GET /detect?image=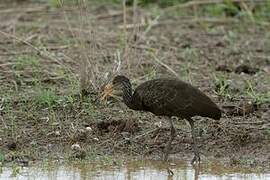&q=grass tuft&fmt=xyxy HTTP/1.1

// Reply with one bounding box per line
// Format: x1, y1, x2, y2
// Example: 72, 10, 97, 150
34, 88, 61, 108
13, 55, 40, 71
